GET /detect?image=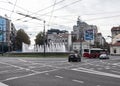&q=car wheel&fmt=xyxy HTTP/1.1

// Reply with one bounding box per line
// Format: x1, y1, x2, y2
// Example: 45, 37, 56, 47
68, 58, 71, 62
